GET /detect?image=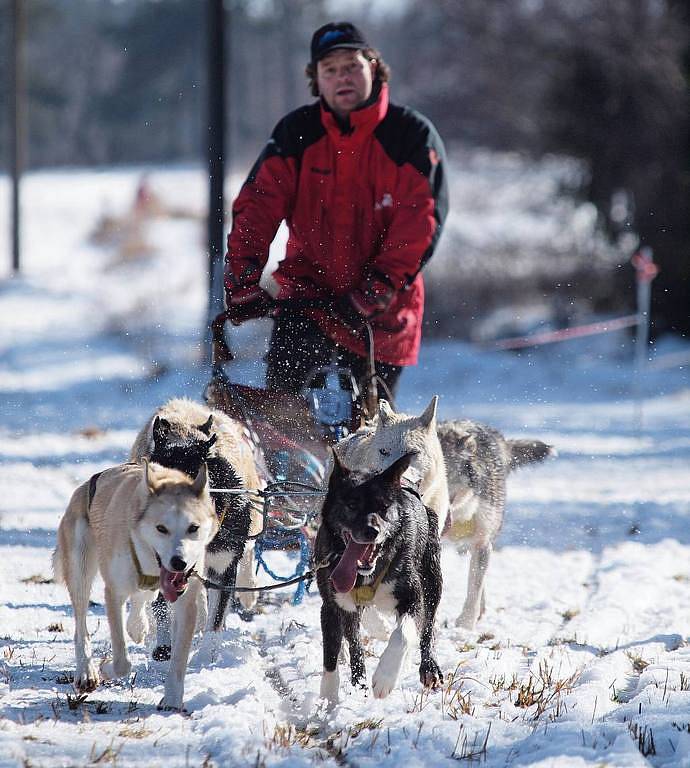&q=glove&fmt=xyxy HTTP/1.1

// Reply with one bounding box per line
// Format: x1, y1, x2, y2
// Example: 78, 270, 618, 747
225, 284, 274, 325
336, 275, 395, 327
